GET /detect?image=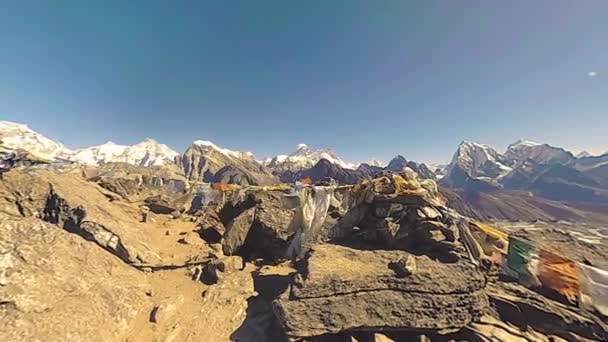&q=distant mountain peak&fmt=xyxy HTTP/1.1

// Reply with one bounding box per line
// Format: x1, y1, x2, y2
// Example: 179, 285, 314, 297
366, 158, 384, 167
505, 139, 574, 165
192, 140, 253, 159
265, 143, 355, 172
576, 151, 593, 158
71, 139, 178, 167
0, 120, 73, 160
509, 139, 541, 148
